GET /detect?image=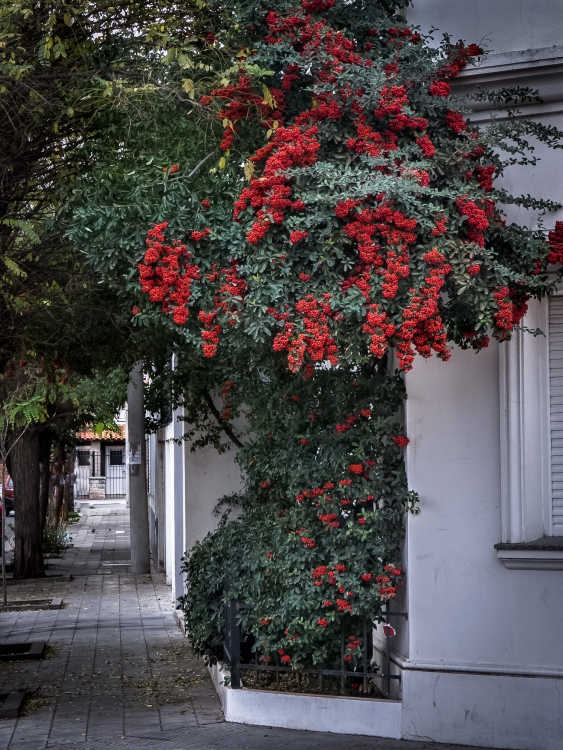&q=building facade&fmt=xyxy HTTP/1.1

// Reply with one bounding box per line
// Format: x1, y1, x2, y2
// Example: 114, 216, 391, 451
141, 3, 563, 747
